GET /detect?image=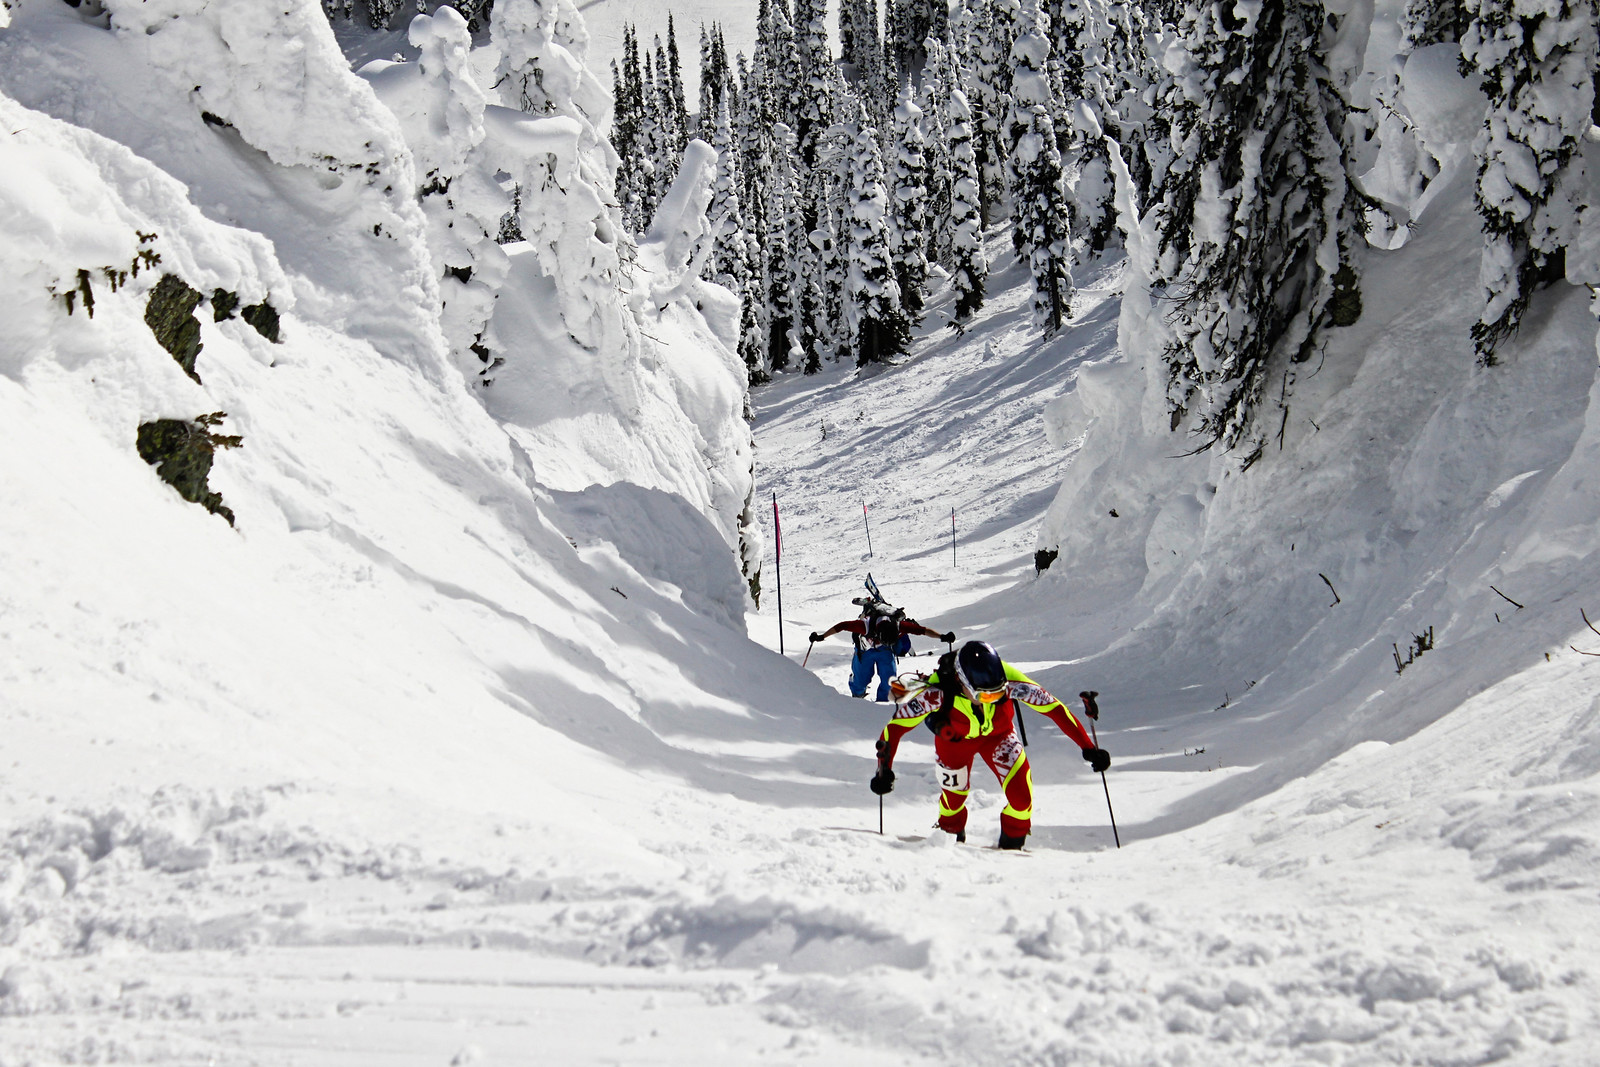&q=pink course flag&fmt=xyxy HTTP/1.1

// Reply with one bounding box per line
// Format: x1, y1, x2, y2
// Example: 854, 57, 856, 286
772, 493, 782, 560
